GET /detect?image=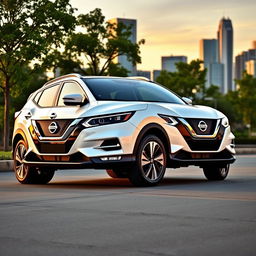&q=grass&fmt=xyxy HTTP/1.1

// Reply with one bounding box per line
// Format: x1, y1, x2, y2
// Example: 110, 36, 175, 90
0, 151, 12, 160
